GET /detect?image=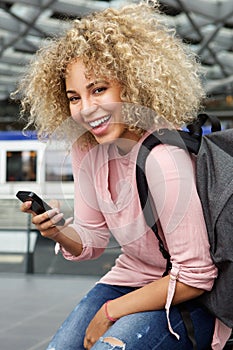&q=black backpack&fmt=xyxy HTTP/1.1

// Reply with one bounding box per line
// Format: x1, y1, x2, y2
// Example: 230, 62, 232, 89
136, 114, 233, 330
